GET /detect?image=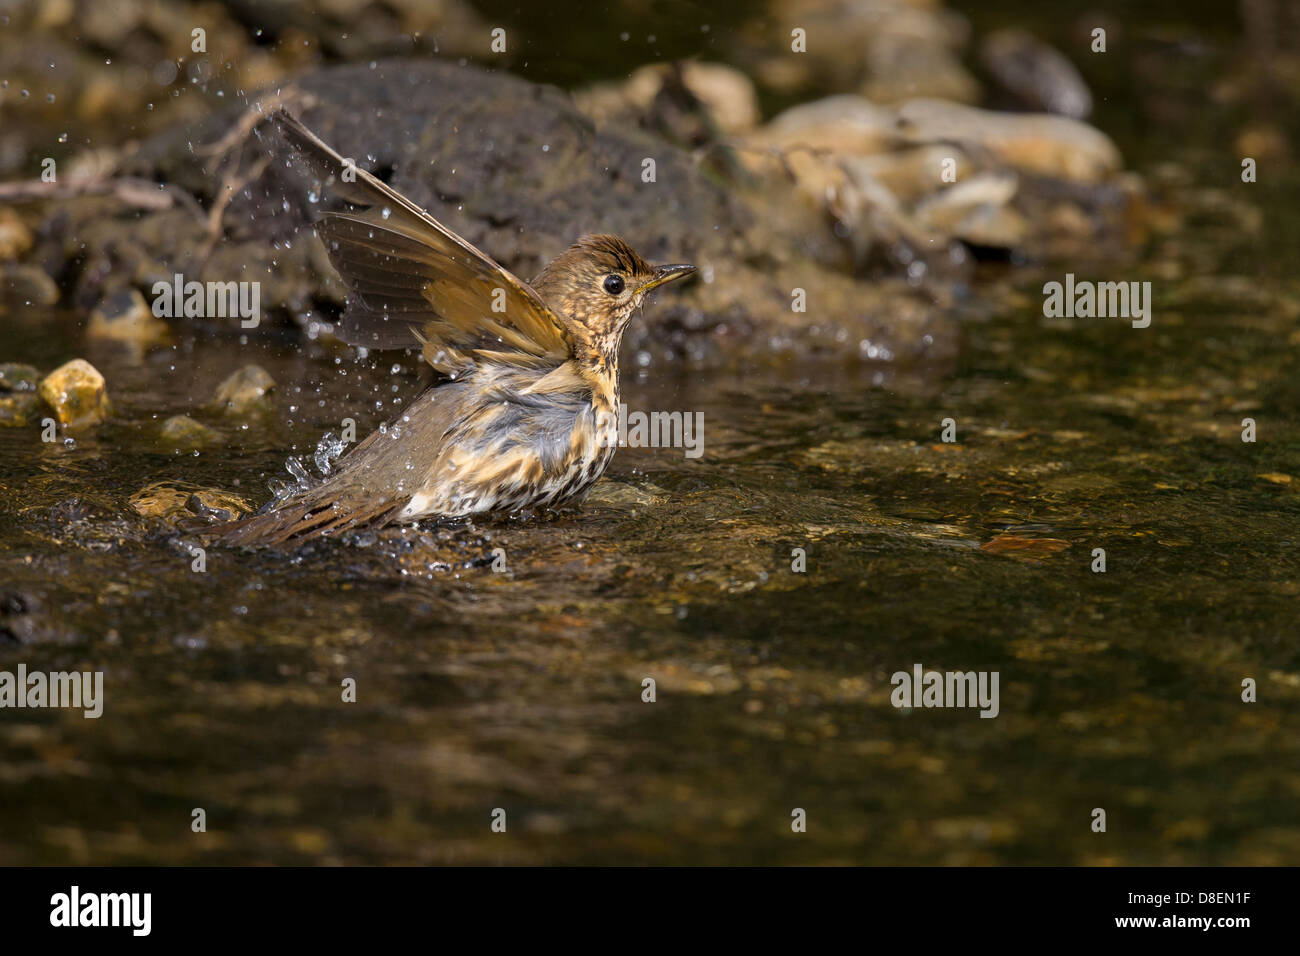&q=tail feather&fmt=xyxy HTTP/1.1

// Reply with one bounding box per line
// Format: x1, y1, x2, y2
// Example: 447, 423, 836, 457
210, 489, 402, 548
